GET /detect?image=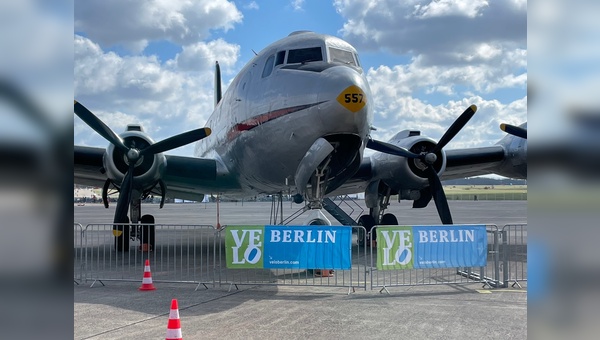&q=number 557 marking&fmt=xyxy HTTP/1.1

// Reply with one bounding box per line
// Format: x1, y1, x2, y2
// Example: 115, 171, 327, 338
344, 93, 363, 103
